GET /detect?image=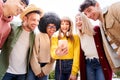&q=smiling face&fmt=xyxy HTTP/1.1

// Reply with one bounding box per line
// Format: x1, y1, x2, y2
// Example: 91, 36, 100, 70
83, 3, 101, 21
46, 23, 57, 37
60, 20, 70, 34
75, 14, 82, 30
3, 0, 27, 17
23, 13, 40, 32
